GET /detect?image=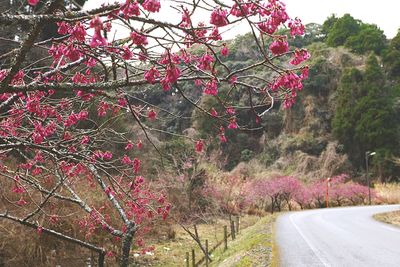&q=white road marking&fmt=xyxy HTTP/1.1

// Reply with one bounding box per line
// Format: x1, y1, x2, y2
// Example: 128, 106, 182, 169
289, 213, 331, 267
